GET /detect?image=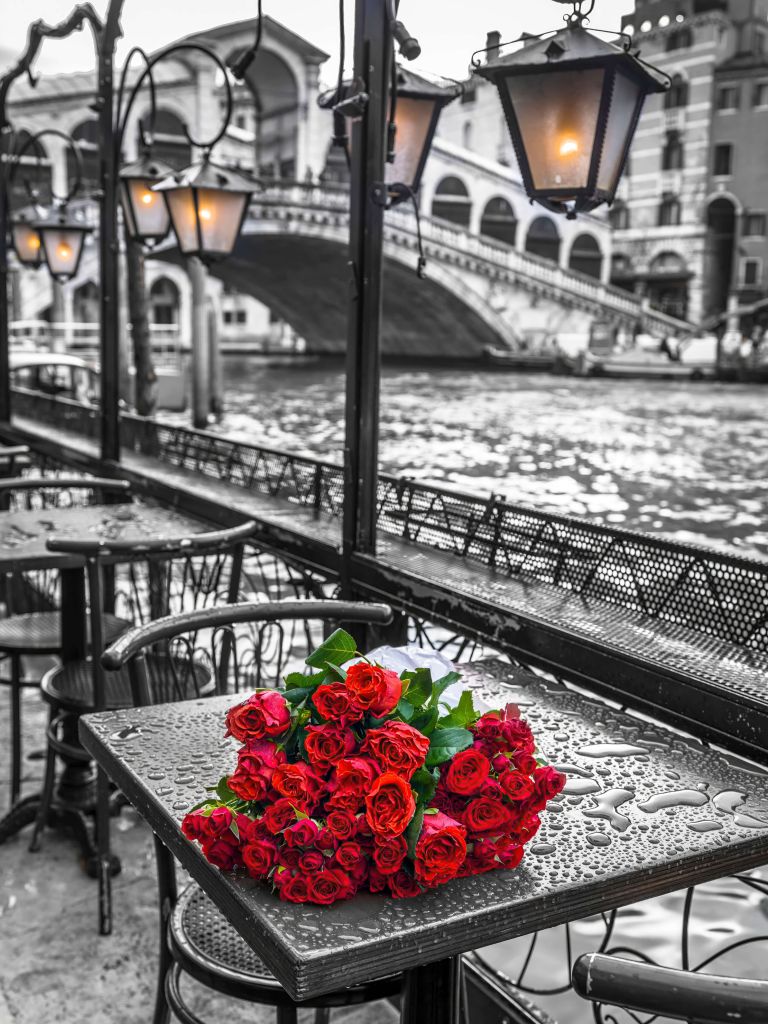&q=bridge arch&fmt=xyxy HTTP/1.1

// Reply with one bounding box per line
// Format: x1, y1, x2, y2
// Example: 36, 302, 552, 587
568, 233, 603, 280
525, 216, 561, 264
479, 197, 518, 248
431, 176, 472, 228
